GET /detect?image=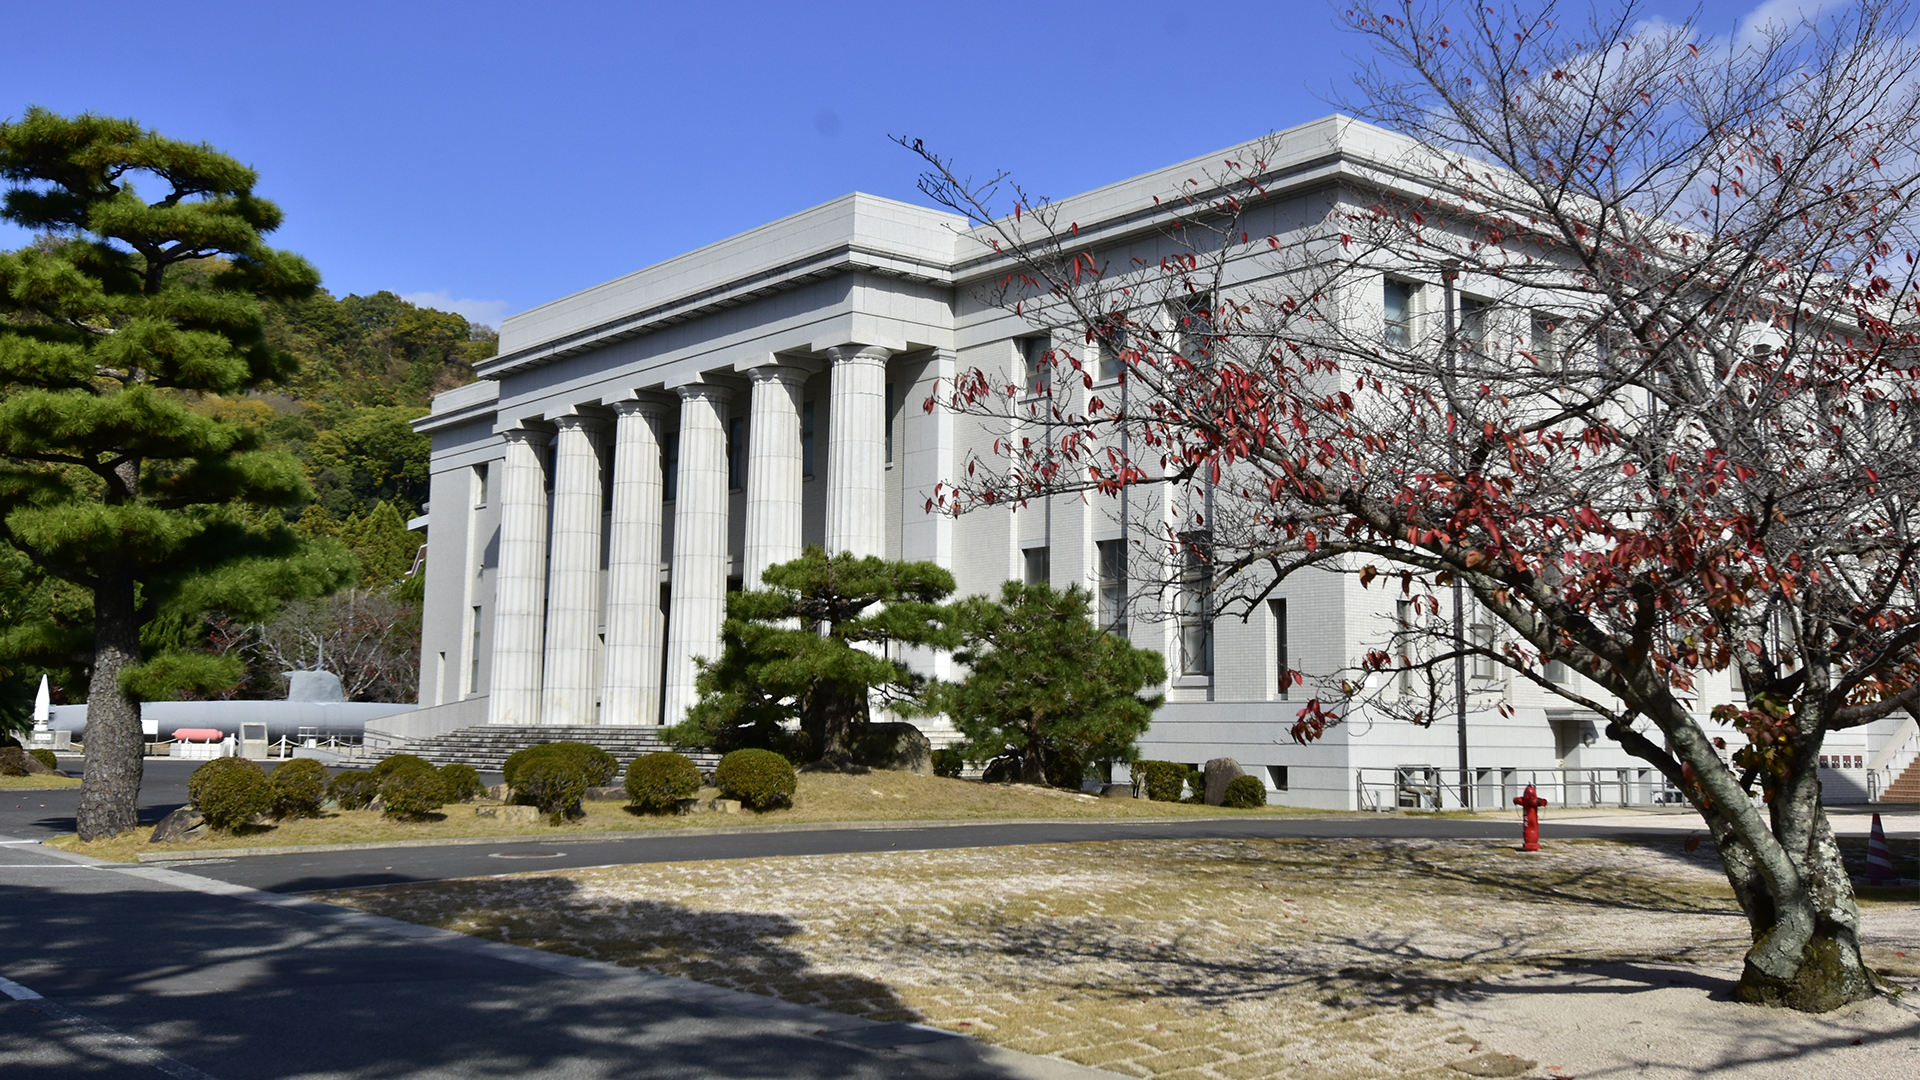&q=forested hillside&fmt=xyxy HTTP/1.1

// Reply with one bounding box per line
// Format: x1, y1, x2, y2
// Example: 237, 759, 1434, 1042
0, 289, 492, 728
